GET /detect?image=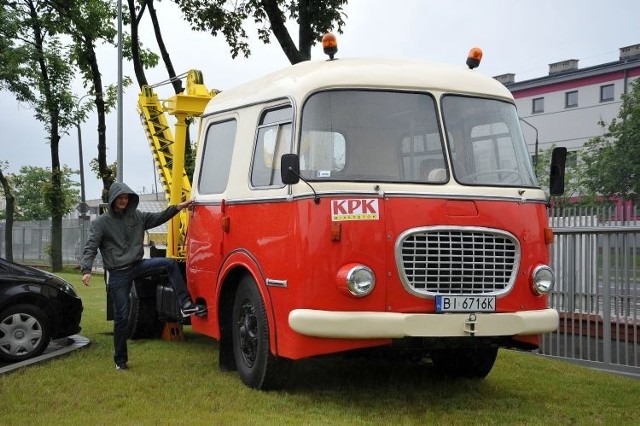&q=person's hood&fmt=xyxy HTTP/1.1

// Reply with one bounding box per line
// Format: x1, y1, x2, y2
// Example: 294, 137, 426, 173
108, 182, 139, 212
